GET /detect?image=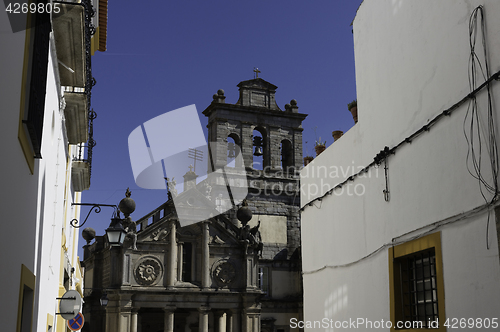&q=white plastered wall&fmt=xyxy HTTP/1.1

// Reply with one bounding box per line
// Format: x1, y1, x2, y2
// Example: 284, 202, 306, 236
300, 0, 500, 329
0, 8, 40, 332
